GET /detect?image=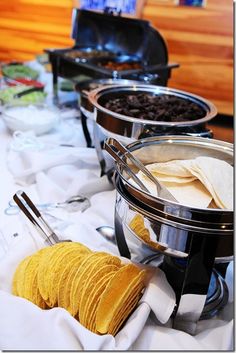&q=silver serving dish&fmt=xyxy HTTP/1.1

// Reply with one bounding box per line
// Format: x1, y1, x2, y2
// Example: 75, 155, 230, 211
112, 135, 233, 334
88, 84, 217, 141
113, 135, 233, 259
